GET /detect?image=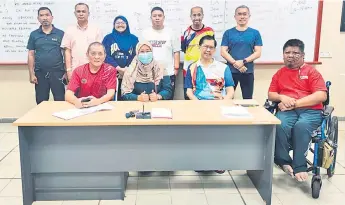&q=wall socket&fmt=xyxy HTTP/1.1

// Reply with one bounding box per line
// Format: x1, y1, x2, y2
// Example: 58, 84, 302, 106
319, 51, 332, 58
